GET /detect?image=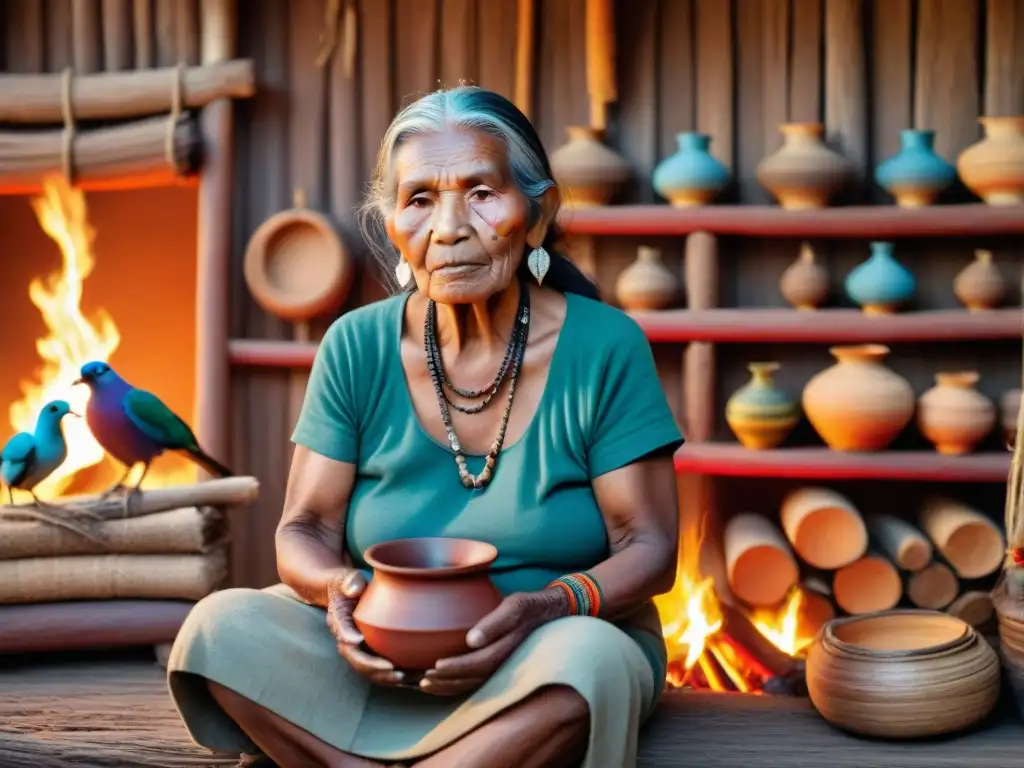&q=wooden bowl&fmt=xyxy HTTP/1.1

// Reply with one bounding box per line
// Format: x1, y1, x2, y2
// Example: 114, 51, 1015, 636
806, 610, 1000, 738
243, 202, 353, 322
352, 537, 504, 670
